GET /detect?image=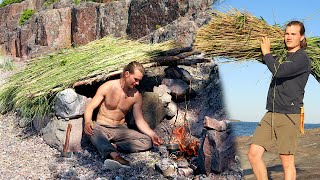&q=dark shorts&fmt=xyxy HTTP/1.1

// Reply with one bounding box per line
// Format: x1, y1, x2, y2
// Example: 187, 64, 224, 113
252, 112, 300, 155
88, 122, 152, 158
